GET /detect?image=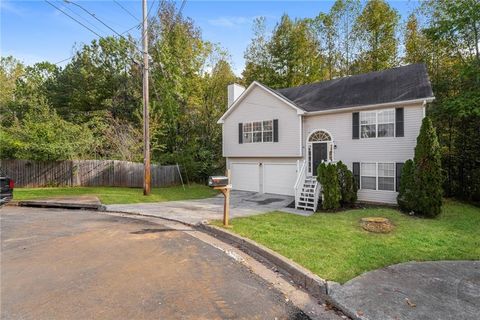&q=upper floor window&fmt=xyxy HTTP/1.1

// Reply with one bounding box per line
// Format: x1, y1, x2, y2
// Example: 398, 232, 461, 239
243, 120, 273, 143
360, 109, 395, 138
